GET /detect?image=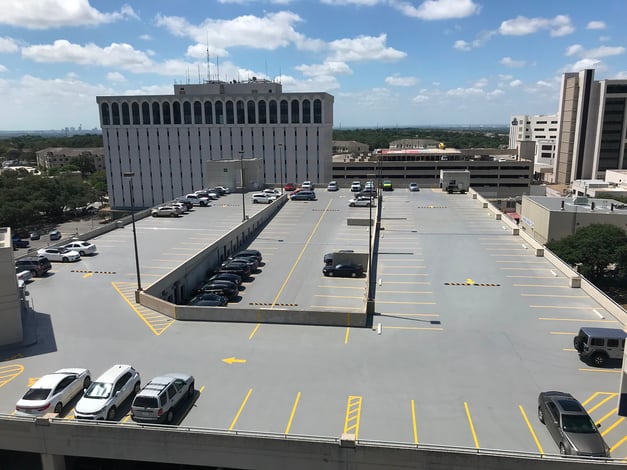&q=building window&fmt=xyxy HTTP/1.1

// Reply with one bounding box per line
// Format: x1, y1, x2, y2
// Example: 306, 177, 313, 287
313, 99, 322, 123
204, 101, 213, 124
193, 101, 202, 124
141, 102, 150, 125
121, 102, 130, 125
291, 100, 300, 124
280, 100, 289, 124
226, 101, 235, 124
247, 100, 256, 124
183, 101, 192, 124
130, 102, 140, 125
112, 102, 120, 125
101, 103, 110, 125
236, 100, 245, 124
216, 101, 224, 124
163, 102, 171, 124
269, 100, 278, 124
302, 99, 311, 124
152, 102, 161, 124
173, 102, 181, 124
258, 100, 267, 124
